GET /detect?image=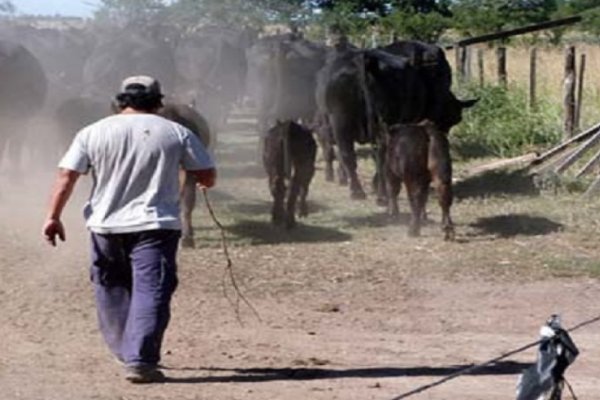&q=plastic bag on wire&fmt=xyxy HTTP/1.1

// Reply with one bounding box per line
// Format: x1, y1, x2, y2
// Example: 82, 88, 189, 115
516, 315, 579, 400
